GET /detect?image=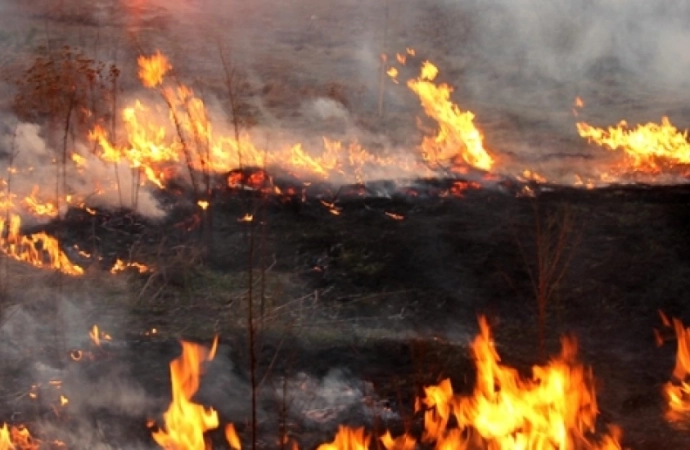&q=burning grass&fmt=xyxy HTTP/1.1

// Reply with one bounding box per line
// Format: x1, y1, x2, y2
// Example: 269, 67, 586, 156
2, 2, 690, 448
